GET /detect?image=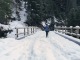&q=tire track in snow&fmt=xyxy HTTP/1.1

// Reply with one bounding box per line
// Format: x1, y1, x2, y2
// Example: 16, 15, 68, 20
2, 31, 80, 60
47, 36, 68, 60
25, 31, 43, 60
29, 31, 56, 60
31, 38, 47, 60
27, 32, 47, 60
